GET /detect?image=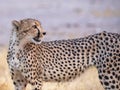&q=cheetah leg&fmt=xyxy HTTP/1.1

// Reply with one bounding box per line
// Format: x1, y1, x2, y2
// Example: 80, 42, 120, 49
30, 78, 42, 90
10, 69, 27, 90
23, 68, 43, 90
